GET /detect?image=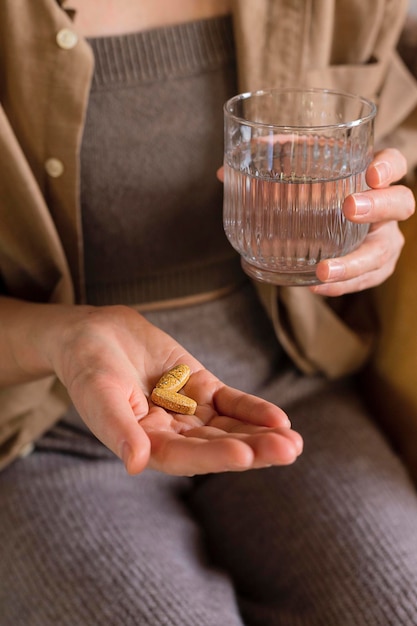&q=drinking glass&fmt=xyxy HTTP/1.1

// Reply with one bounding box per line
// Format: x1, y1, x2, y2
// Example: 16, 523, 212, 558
223, 88, 377, 286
